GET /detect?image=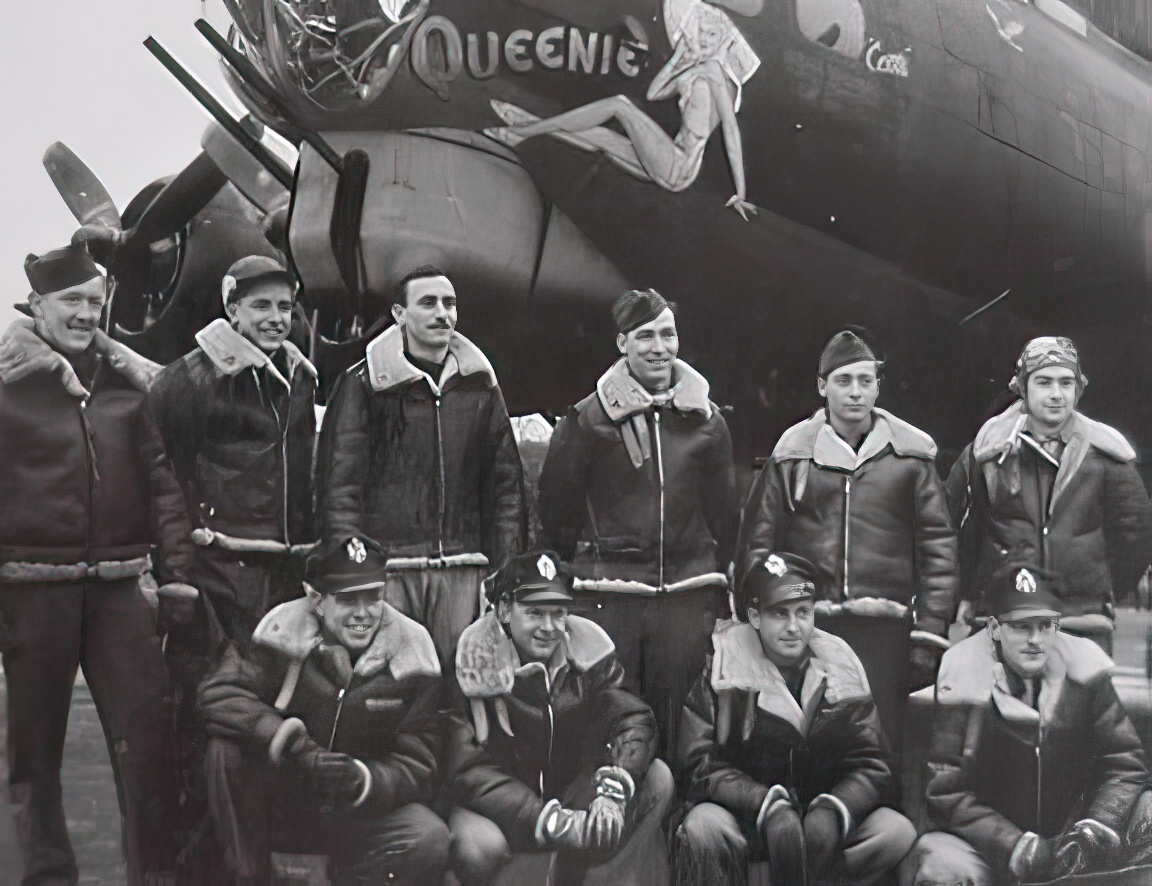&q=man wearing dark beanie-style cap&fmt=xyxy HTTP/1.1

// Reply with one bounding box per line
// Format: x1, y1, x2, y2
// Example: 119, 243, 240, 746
538, 288, 738, 754
737, 329, 958, 757
946, 336, 1151, 653
0, 246, 198, 882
